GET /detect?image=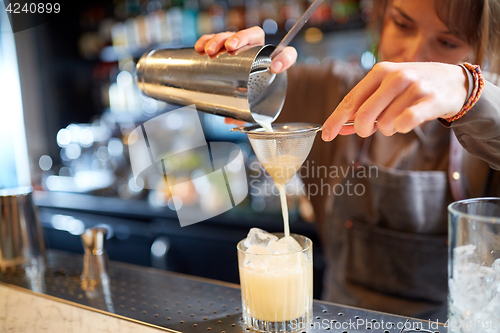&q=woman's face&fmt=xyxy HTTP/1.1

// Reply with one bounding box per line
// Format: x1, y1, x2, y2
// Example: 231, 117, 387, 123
379, 0, 473, 64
